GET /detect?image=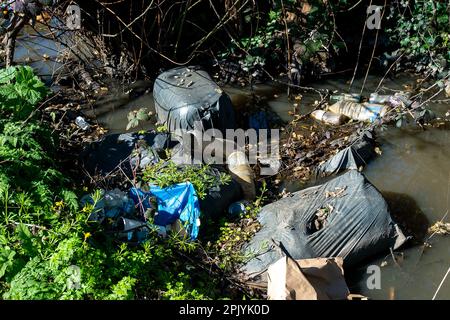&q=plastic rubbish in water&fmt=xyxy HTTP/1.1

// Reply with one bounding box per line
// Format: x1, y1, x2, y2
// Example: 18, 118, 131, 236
370, 92, 412, 106
311, 110, 348, 126
387, 92, 413, 108
328, 101, 389, 122
241, 171, 408, 280
316, 131, 377, 177
227, 151, 256, 200
369, 93, 392, 104
75, 116, 90, 130
329, 93, 361, 104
